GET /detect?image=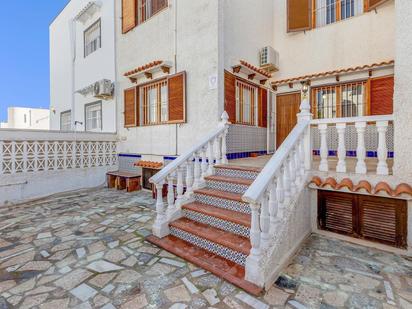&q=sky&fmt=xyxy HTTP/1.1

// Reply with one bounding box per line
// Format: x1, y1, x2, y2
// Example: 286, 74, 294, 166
0, 1, 70, 122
